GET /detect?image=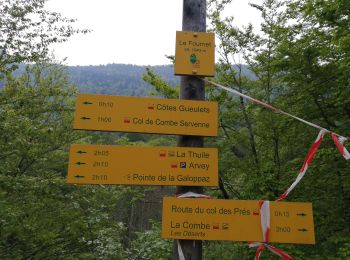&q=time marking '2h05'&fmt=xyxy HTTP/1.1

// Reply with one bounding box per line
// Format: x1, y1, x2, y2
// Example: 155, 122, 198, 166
67, 144, 218, 186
